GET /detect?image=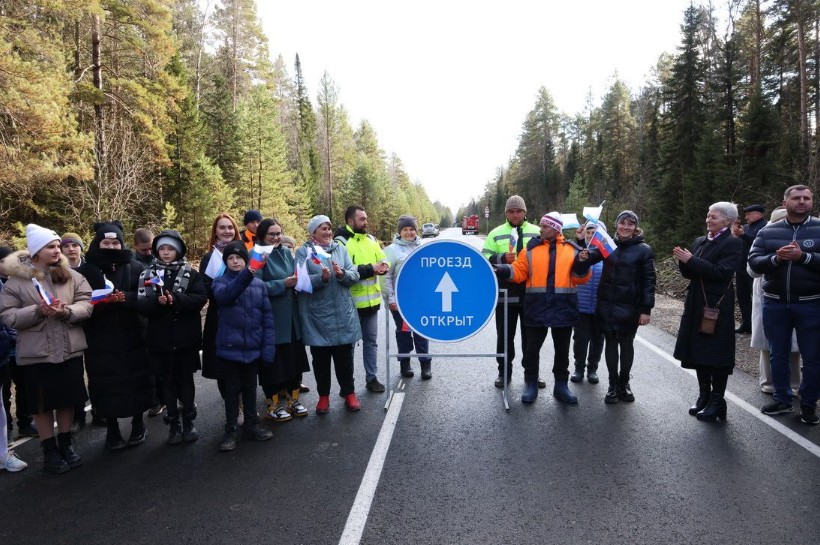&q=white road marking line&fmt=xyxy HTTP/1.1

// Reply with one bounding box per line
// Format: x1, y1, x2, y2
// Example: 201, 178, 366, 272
636, 334, 820, 459
339, 392, 405, 545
